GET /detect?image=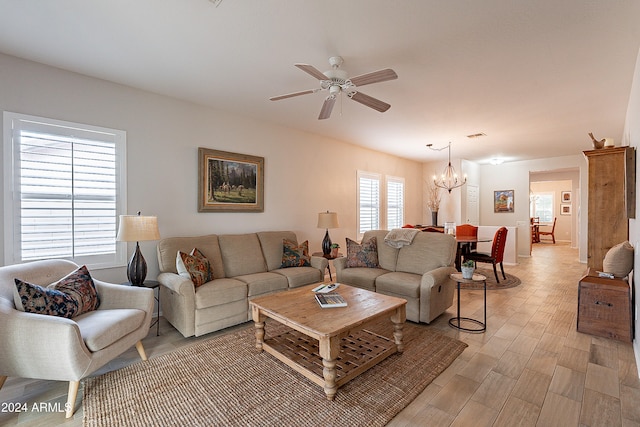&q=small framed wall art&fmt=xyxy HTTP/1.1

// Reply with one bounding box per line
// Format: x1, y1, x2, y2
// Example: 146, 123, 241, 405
561, 204, 572, 215
494, 190, 514, 213
561, 191, 572, 203
198, 147, 264, 212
